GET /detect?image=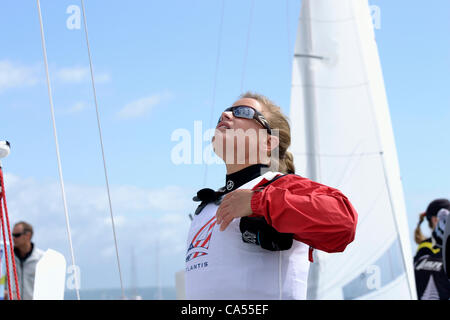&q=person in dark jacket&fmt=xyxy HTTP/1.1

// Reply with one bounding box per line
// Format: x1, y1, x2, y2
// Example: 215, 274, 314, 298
414, 199, 450, 300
